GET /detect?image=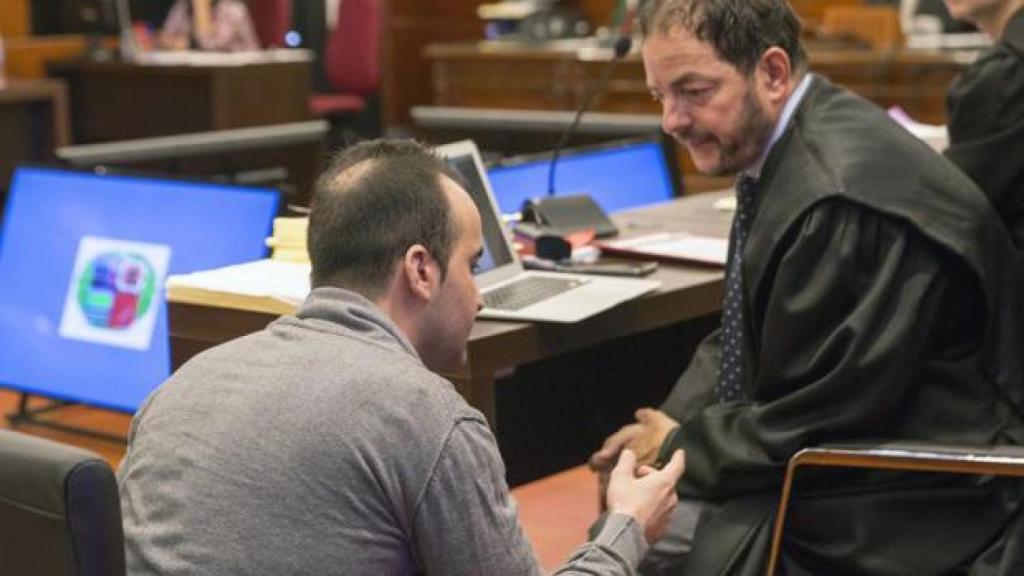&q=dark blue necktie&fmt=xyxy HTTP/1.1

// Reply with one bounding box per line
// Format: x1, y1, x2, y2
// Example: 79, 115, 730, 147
716, 175, 757, 402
